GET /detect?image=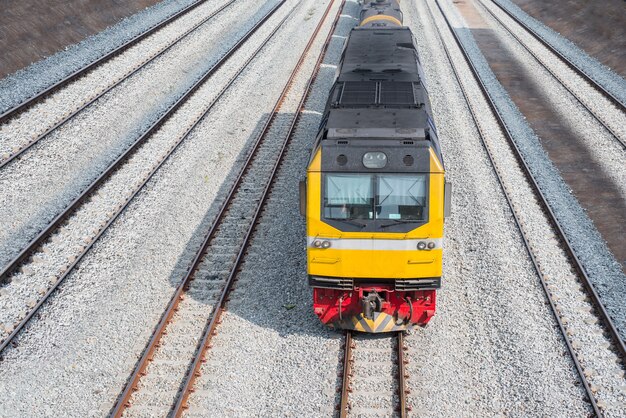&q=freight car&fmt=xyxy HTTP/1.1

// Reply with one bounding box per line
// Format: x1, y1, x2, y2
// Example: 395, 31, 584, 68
300, 0, 451, 332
